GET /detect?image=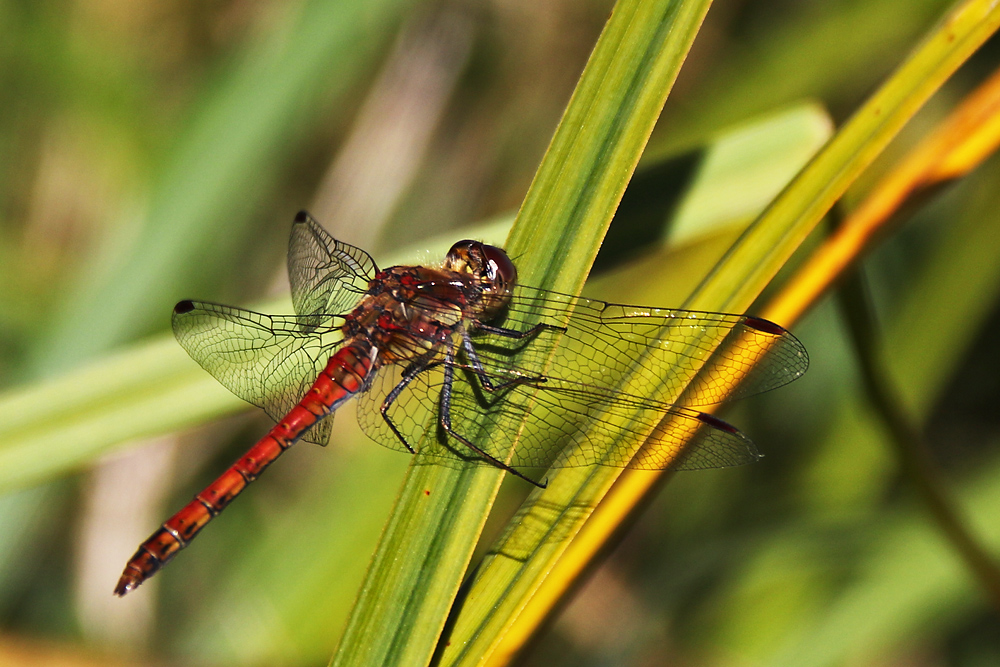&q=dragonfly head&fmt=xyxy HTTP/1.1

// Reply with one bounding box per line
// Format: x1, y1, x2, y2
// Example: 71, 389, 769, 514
445, 240, 518, 318
445, 240, 517, 289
